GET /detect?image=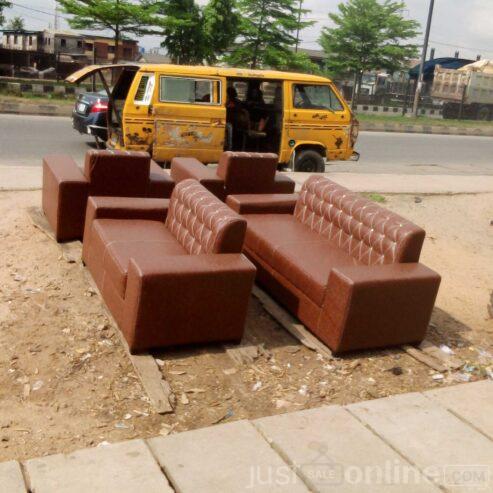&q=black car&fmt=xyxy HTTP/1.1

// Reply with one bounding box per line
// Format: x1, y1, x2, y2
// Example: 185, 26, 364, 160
72, 90, 109, 143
